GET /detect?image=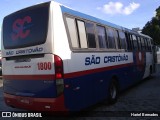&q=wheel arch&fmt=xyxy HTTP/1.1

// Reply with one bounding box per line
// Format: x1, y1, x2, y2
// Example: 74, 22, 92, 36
107, 75, 120, 104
